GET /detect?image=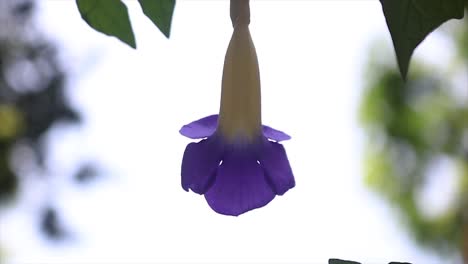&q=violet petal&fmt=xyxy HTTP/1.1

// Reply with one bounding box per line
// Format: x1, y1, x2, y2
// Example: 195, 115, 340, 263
262, 125, 291, 142
205, 147, 275, 216
181, 137, 223, 194
179, 115, 218, 139
259, 140, 295, 195
180, 114, 290, 142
